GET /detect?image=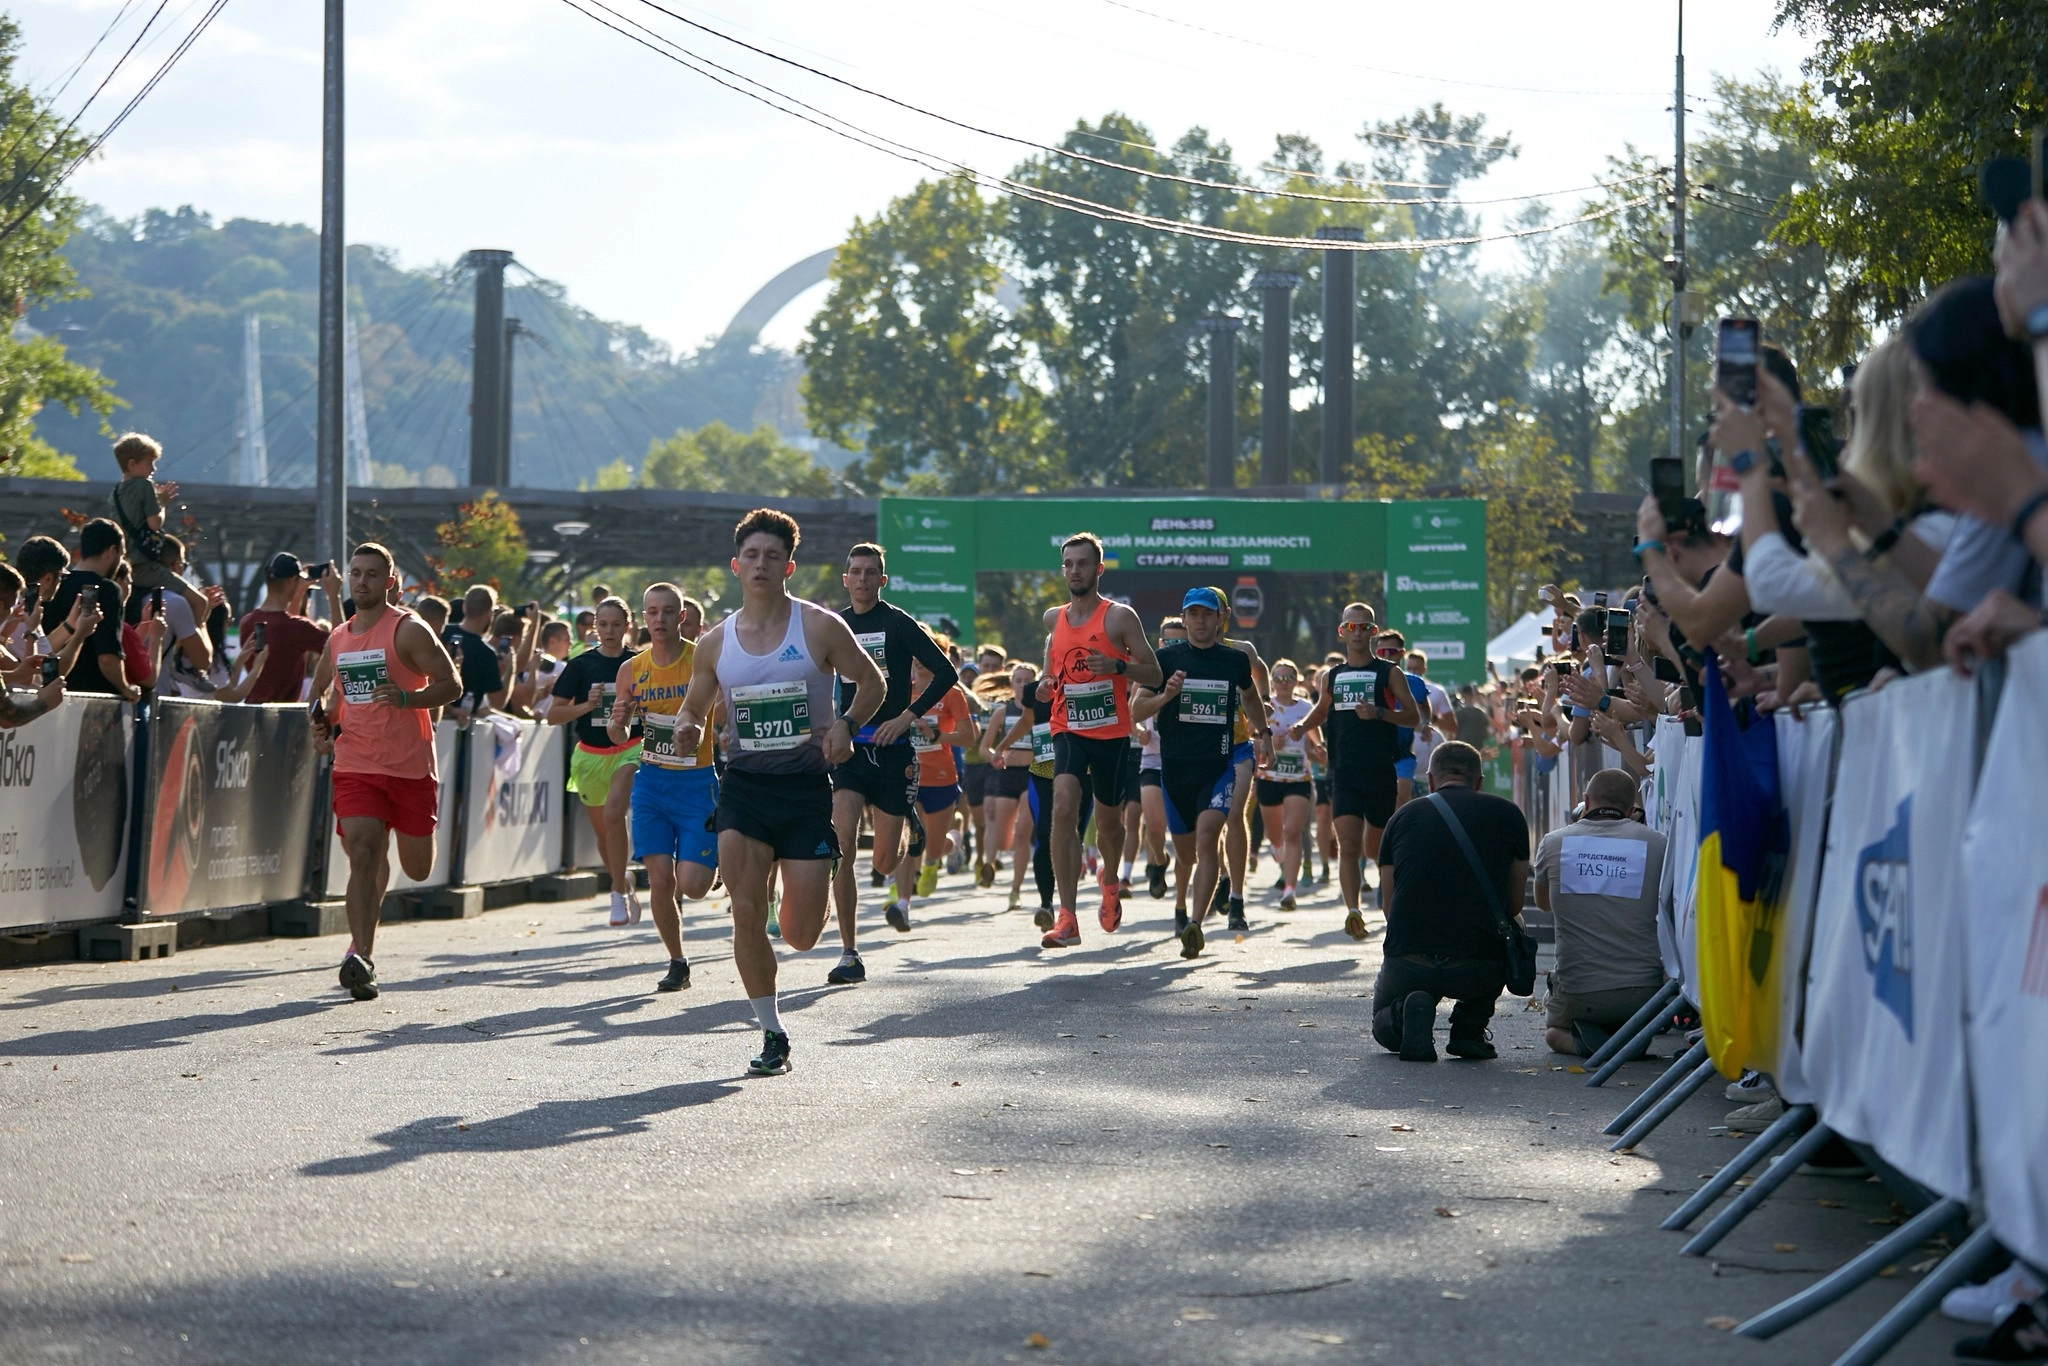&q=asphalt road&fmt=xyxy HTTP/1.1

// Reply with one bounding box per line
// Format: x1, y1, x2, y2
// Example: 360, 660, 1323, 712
1, 866, 1966, 1365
